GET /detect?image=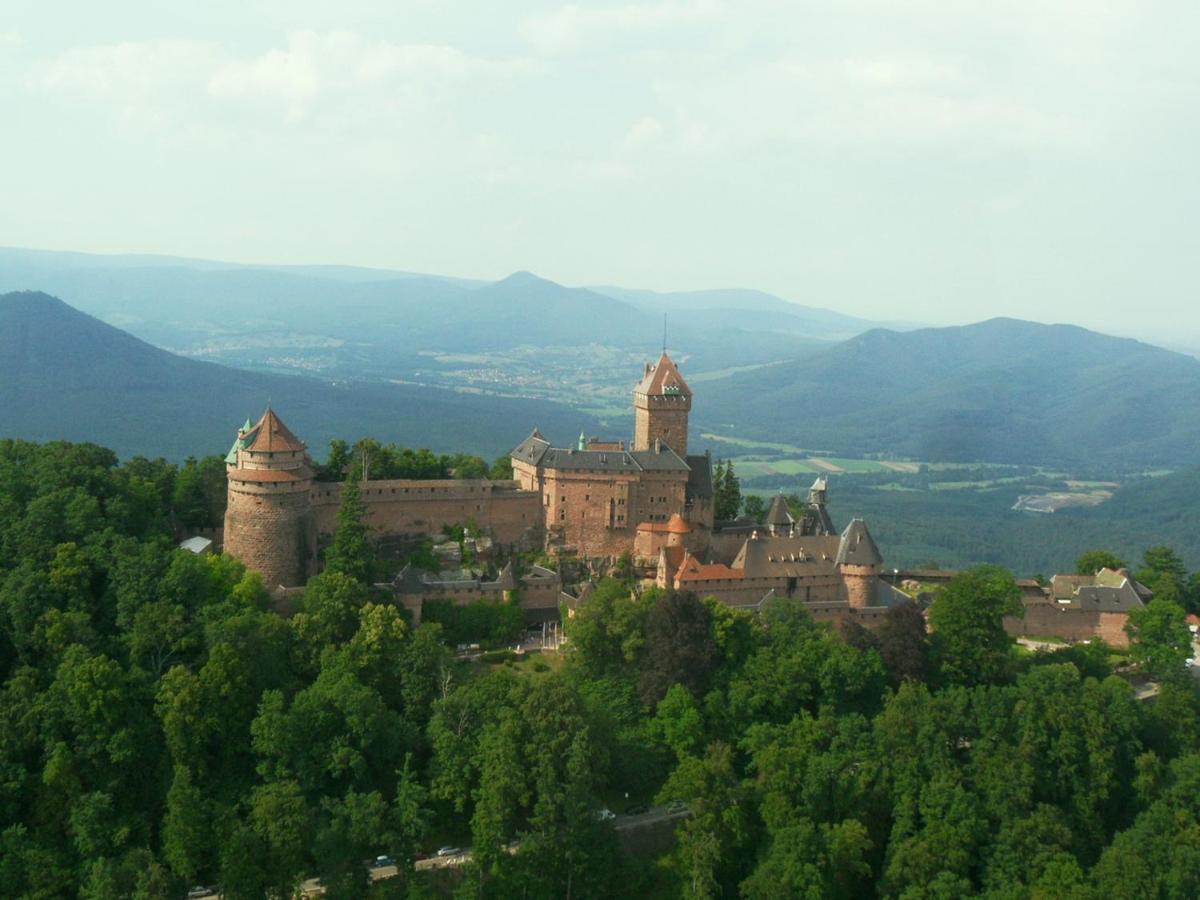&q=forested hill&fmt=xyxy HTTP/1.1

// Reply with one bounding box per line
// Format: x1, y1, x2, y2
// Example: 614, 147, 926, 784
700, 317, 1200, 469
0, 291, 599, 461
